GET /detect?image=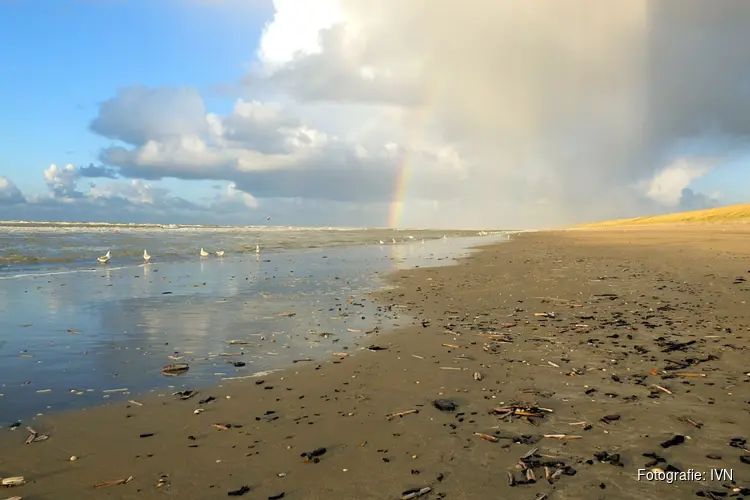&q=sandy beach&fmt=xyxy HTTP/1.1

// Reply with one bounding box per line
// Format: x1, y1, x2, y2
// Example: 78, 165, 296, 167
2, 226, 749, 500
